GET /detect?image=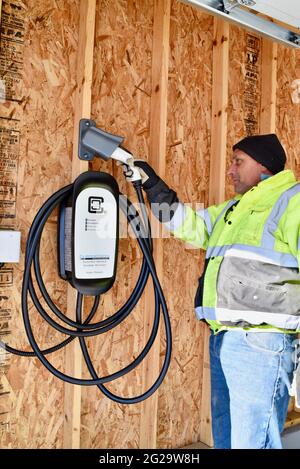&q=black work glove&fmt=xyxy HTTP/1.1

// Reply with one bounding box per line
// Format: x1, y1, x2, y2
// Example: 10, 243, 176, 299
133, 160, 161, 190
134, 160, 179, 222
